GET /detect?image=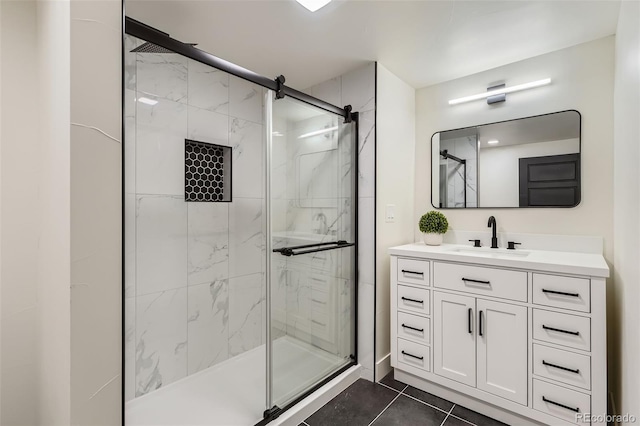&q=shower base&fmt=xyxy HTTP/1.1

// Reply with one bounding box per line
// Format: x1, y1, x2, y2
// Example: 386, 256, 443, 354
125, 335, 348, 426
